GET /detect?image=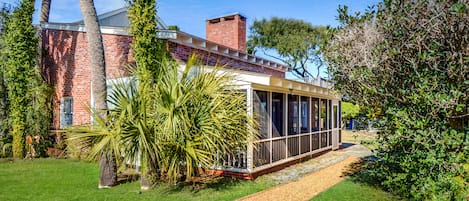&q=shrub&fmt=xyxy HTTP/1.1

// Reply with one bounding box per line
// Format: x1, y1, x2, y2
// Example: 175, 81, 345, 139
325, 0, 468, 200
